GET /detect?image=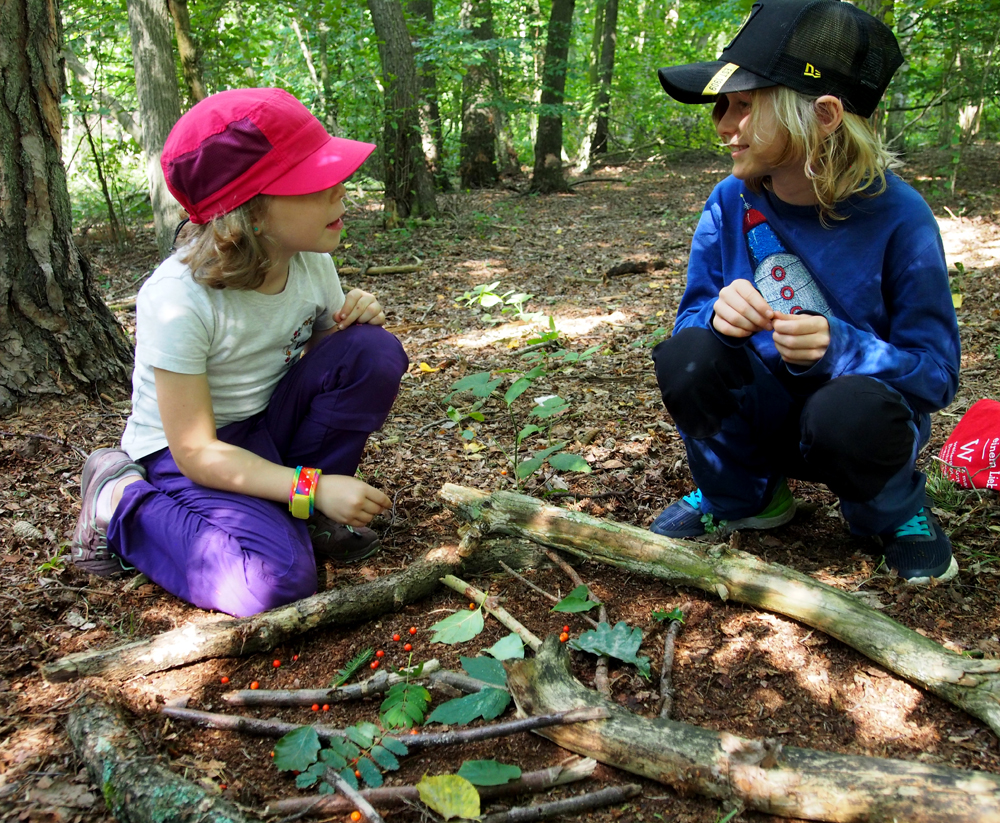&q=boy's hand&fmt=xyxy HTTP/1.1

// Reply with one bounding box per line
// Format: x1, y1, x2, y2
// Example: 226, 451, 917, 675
335, 289, 386, 329
314, 474, 391, 528
771, 312, 830, 366
712, 279, 774, 338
